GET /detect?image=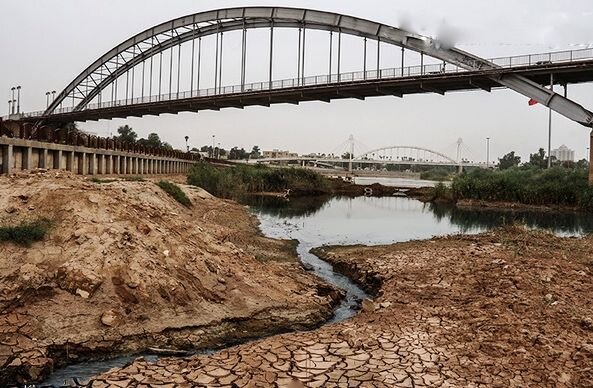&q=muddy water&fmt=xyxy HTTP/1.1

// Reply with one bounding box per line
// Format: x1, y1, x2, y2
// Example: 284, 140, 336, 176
43, 195, 593, 385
